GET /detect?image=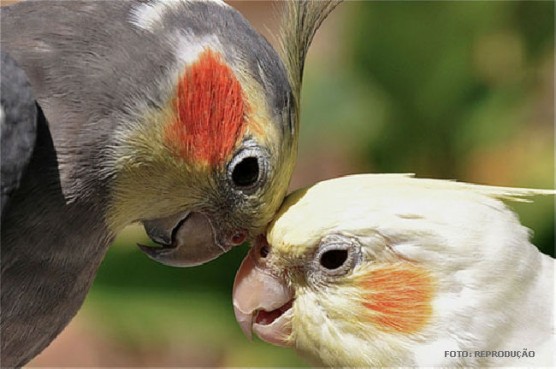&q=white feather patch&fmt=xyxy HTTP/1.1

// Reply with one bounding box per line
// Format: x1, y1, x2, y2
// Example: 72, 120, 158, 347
174, 33, 224, 67
130, 0, 228, 32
